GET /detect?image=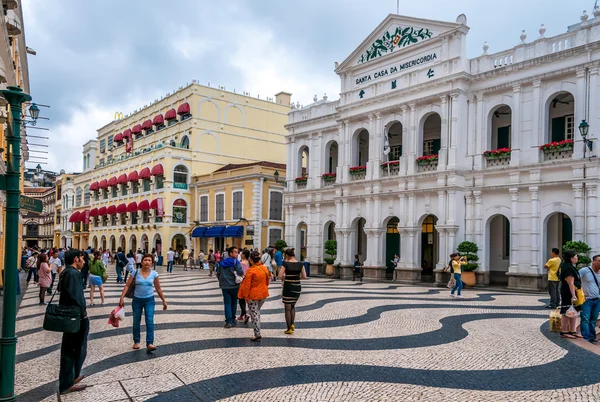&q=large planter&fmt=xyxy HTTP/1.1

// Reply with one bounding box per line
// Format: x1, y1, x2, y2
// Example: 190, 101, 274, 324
461, 271, 476, 287
325, 264, 335, 276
